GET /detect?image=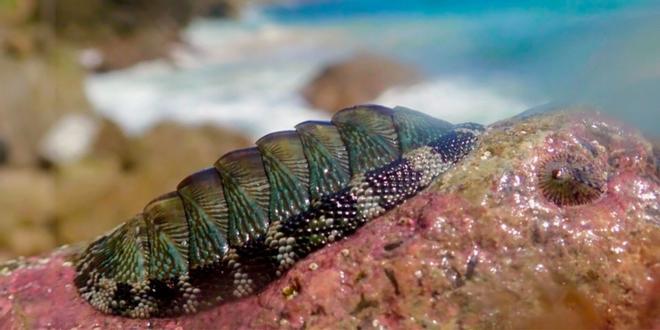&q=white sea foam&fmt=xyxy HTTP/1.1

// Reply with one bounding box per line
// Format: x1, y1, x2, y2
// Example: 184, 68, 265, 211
376, 77, 534, 125
86, 17, 341, 137
85, 10, 537, 138
87, 69, 532, 139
